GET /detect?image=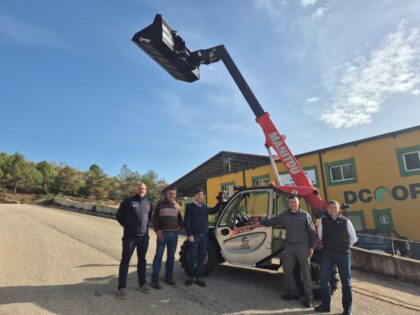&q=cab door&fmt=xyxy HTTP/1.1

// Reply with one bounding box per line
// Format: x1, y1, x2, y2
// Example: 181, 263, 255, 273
215, 189, 273, 266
